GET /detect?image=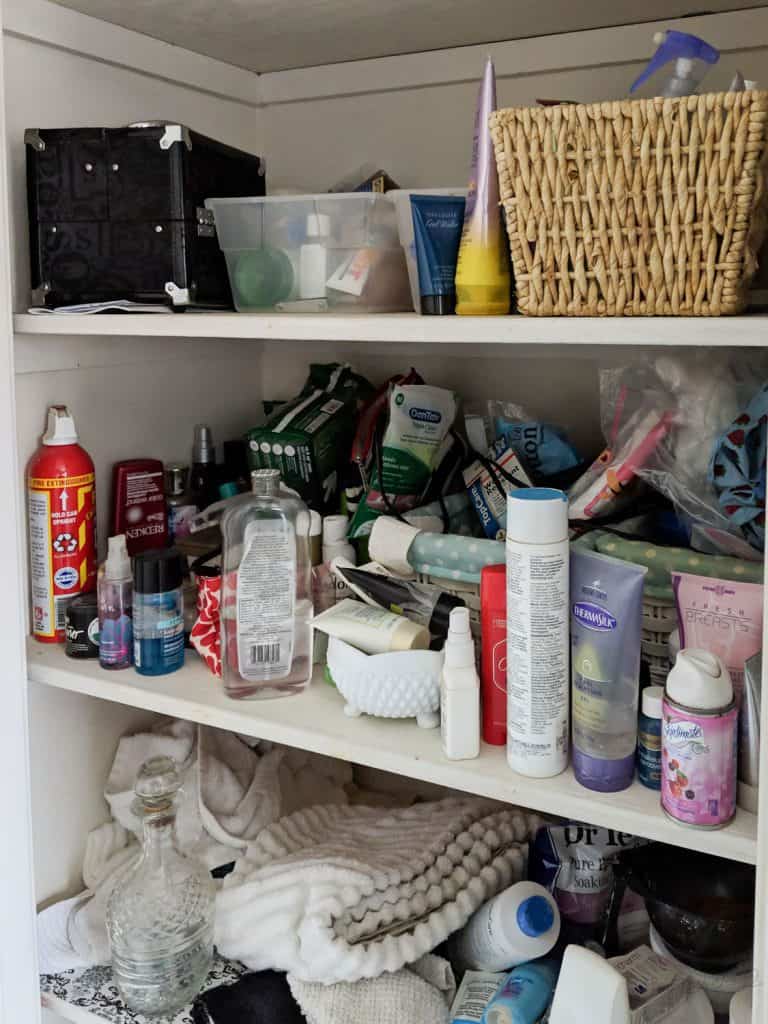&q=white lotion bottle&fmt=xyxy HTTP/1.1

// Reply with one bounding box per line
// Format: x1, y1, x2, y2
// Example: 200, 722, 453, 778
506, 488, 569, 777
441, 606, 480, 760
449, 880, 560, 972
299, 212, 330, 299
